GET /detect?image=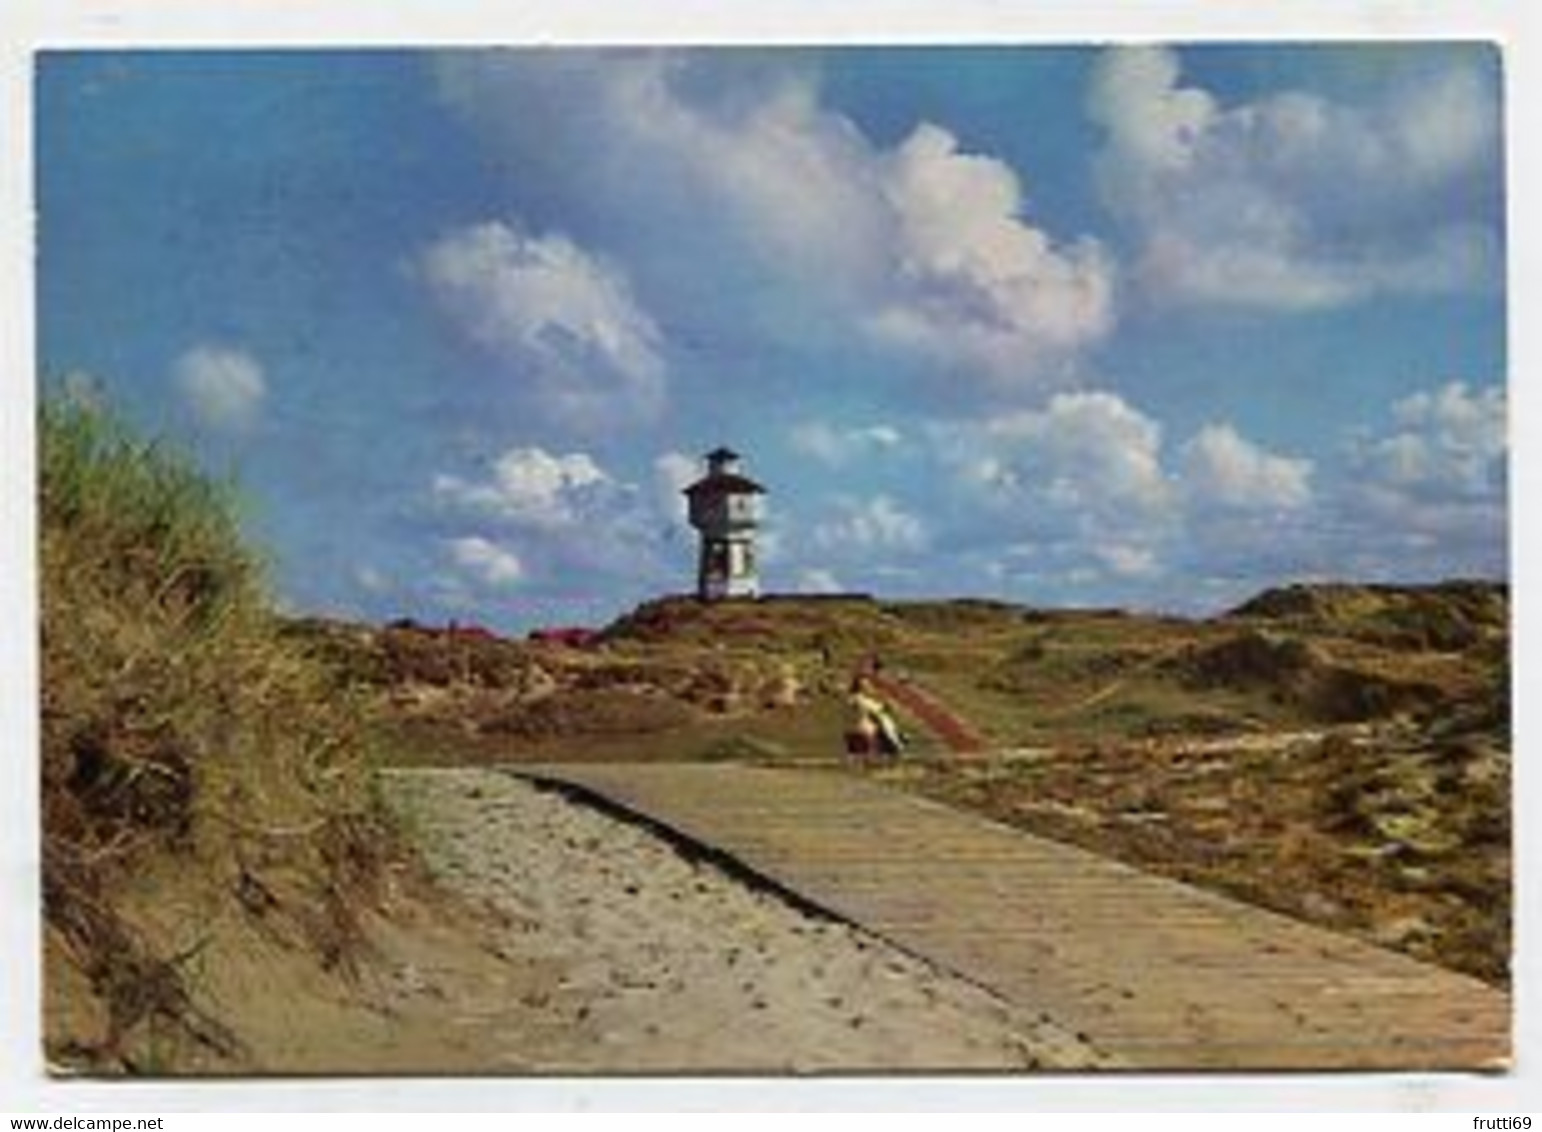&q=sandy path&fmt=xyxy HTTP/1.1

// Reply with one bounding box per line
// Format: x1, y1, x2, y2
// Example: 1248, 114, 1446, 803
378, 766, 1113, 1073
